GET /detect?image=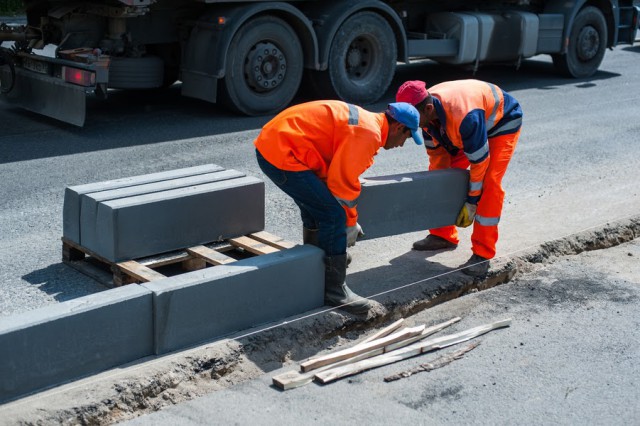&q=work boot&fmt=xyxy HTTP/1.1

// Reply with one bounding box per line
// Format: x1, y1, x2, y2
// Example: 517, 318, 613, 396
412, 235, 457, 251
304, 227, 352, 266
324, 254, 372, 315
461, 254, 490, 277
